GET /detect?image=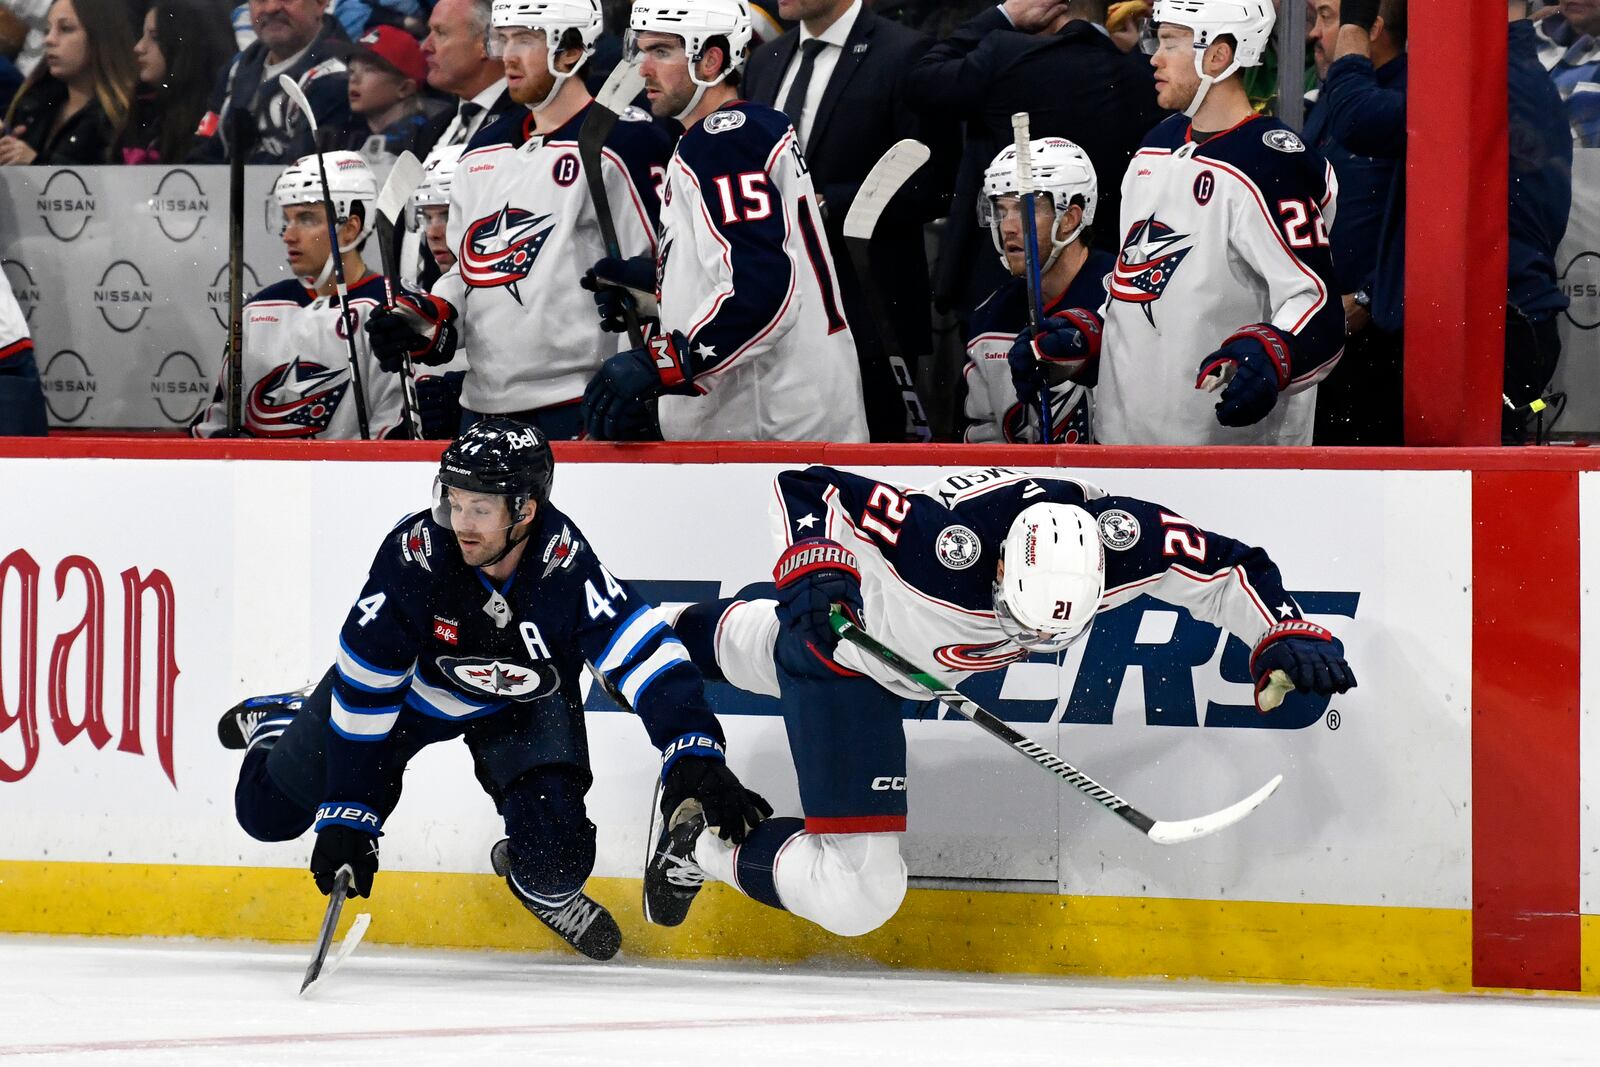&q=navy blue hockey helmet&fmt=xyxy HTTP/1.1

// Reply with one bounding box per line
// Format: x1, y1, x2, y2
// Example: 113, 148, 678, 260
433, 418, 555, 529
